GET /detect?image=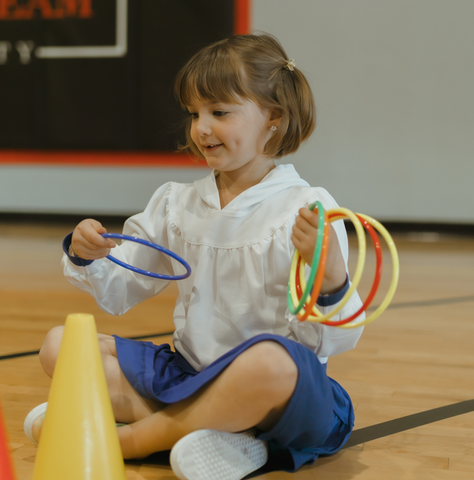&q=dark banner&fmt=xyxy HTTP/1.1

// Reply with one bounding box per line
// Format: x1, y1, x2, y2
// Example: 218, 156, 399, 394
0, 0, 247, 157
